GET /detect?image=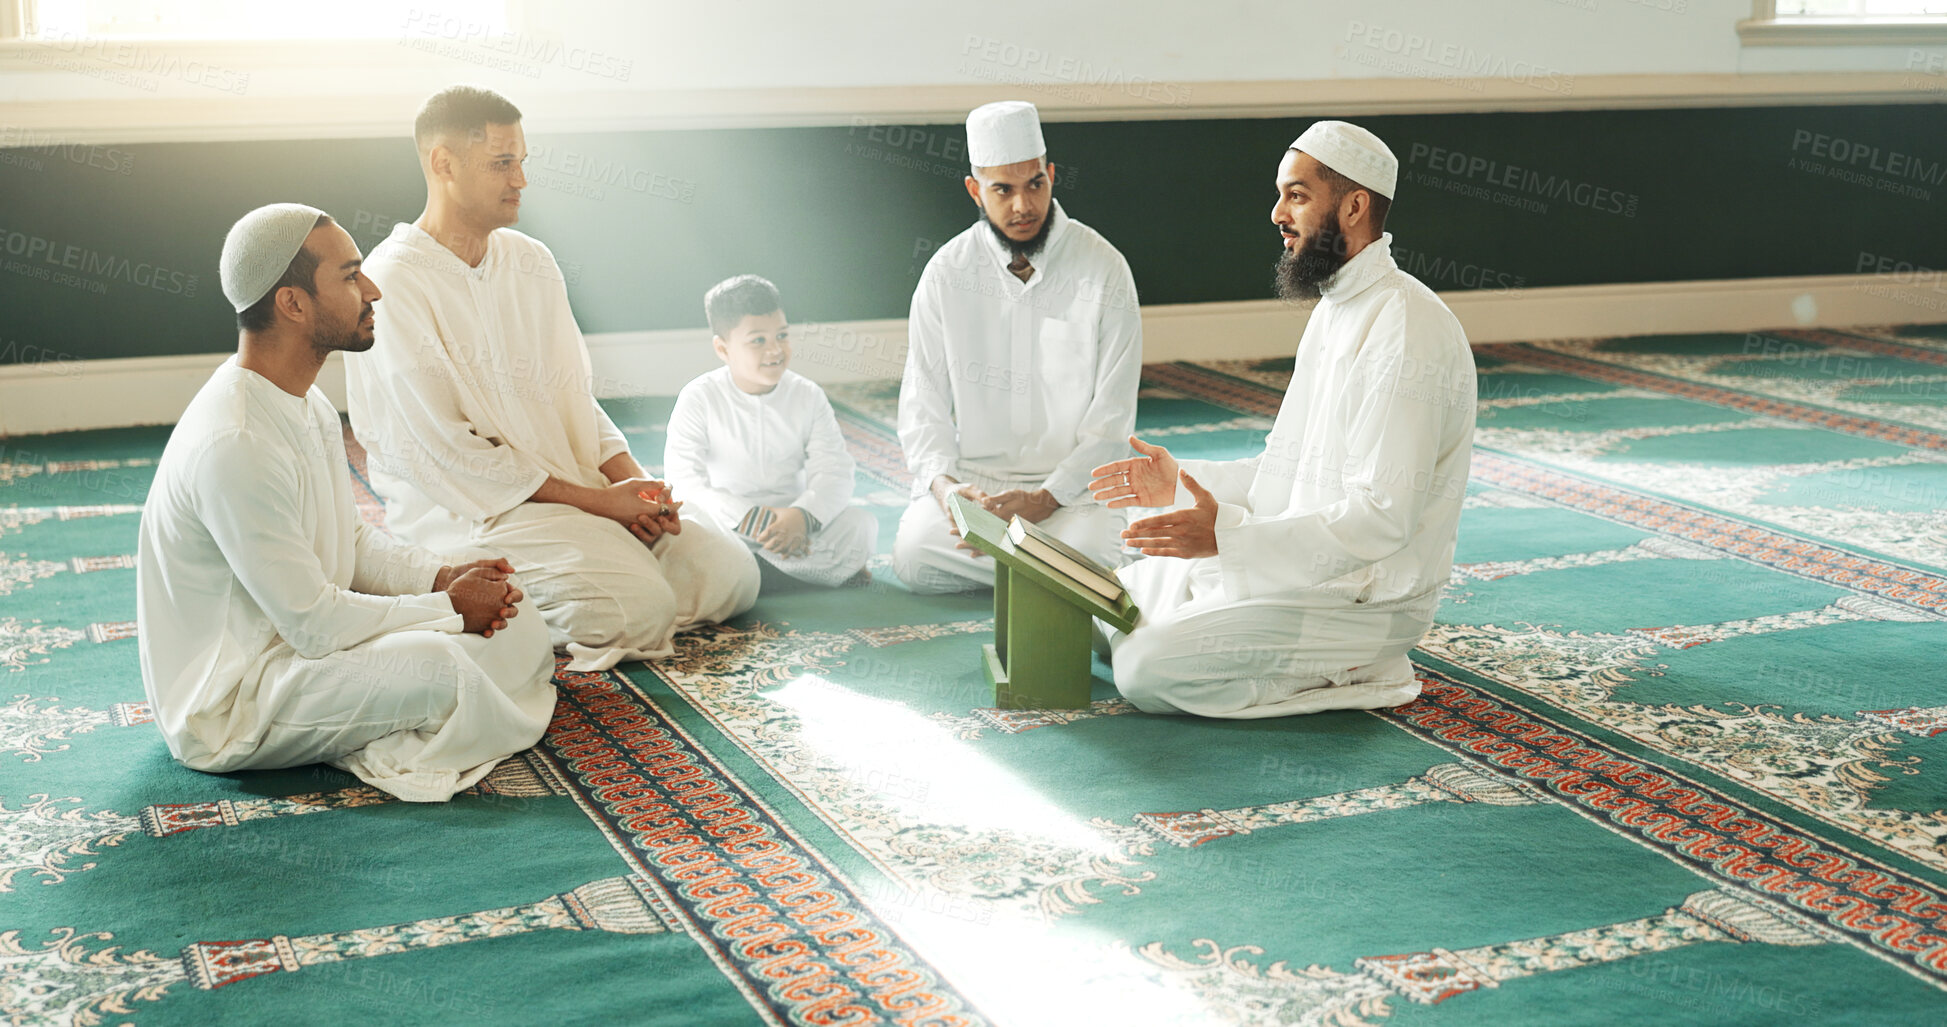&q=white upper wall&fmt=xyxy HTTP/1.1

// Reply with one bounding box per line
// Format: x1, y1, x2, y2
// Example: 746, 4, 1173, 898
1, 0, 1942, 136
529, 0, 1930, 85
